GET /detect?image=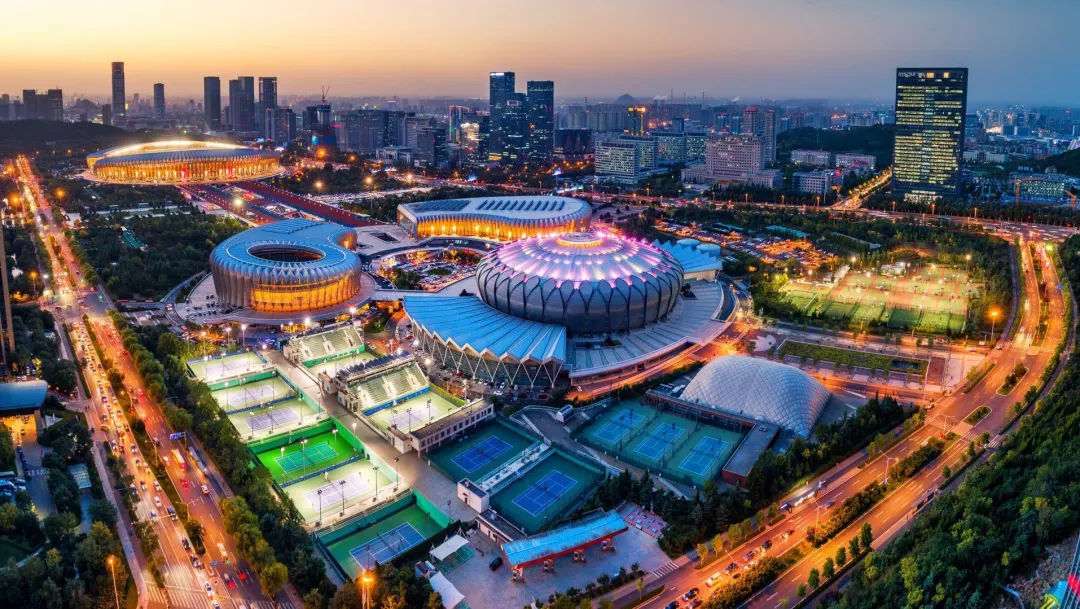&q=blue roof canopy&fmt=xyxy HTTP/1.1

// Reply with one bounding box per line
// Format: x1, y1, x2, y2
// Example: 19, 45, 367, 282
0, 380, 48, 412
501, 510, 627, 567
